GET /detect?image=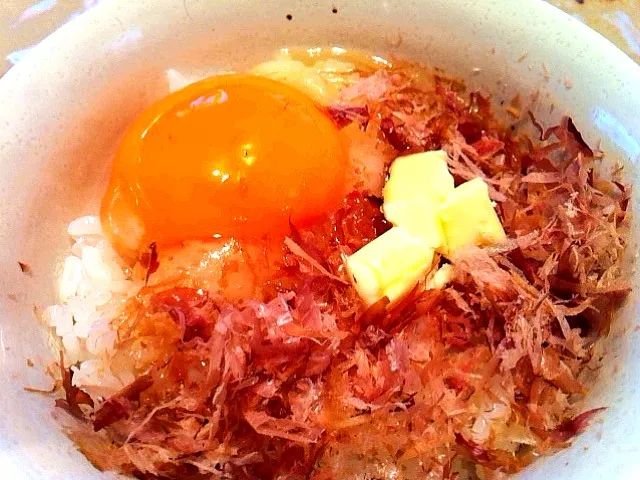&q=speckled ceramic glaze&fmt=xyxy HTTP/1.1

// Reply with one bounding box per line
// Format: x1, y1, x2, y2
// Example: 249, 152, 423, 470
0, 1, 639, 479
